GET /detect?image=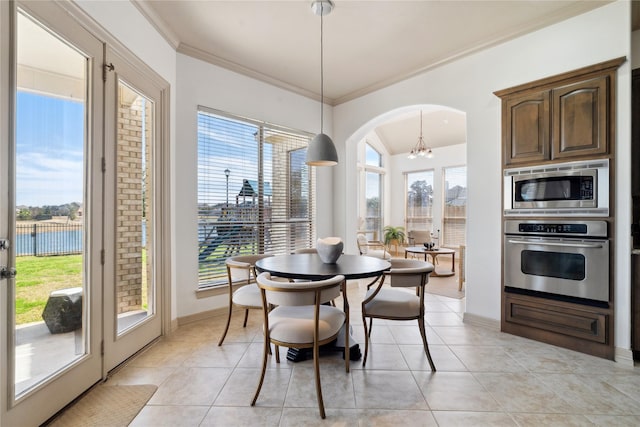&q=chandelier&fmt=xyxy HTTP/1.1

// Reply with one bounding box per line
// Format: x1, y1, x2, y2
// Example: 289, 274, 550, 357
408, 110, 433, 159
